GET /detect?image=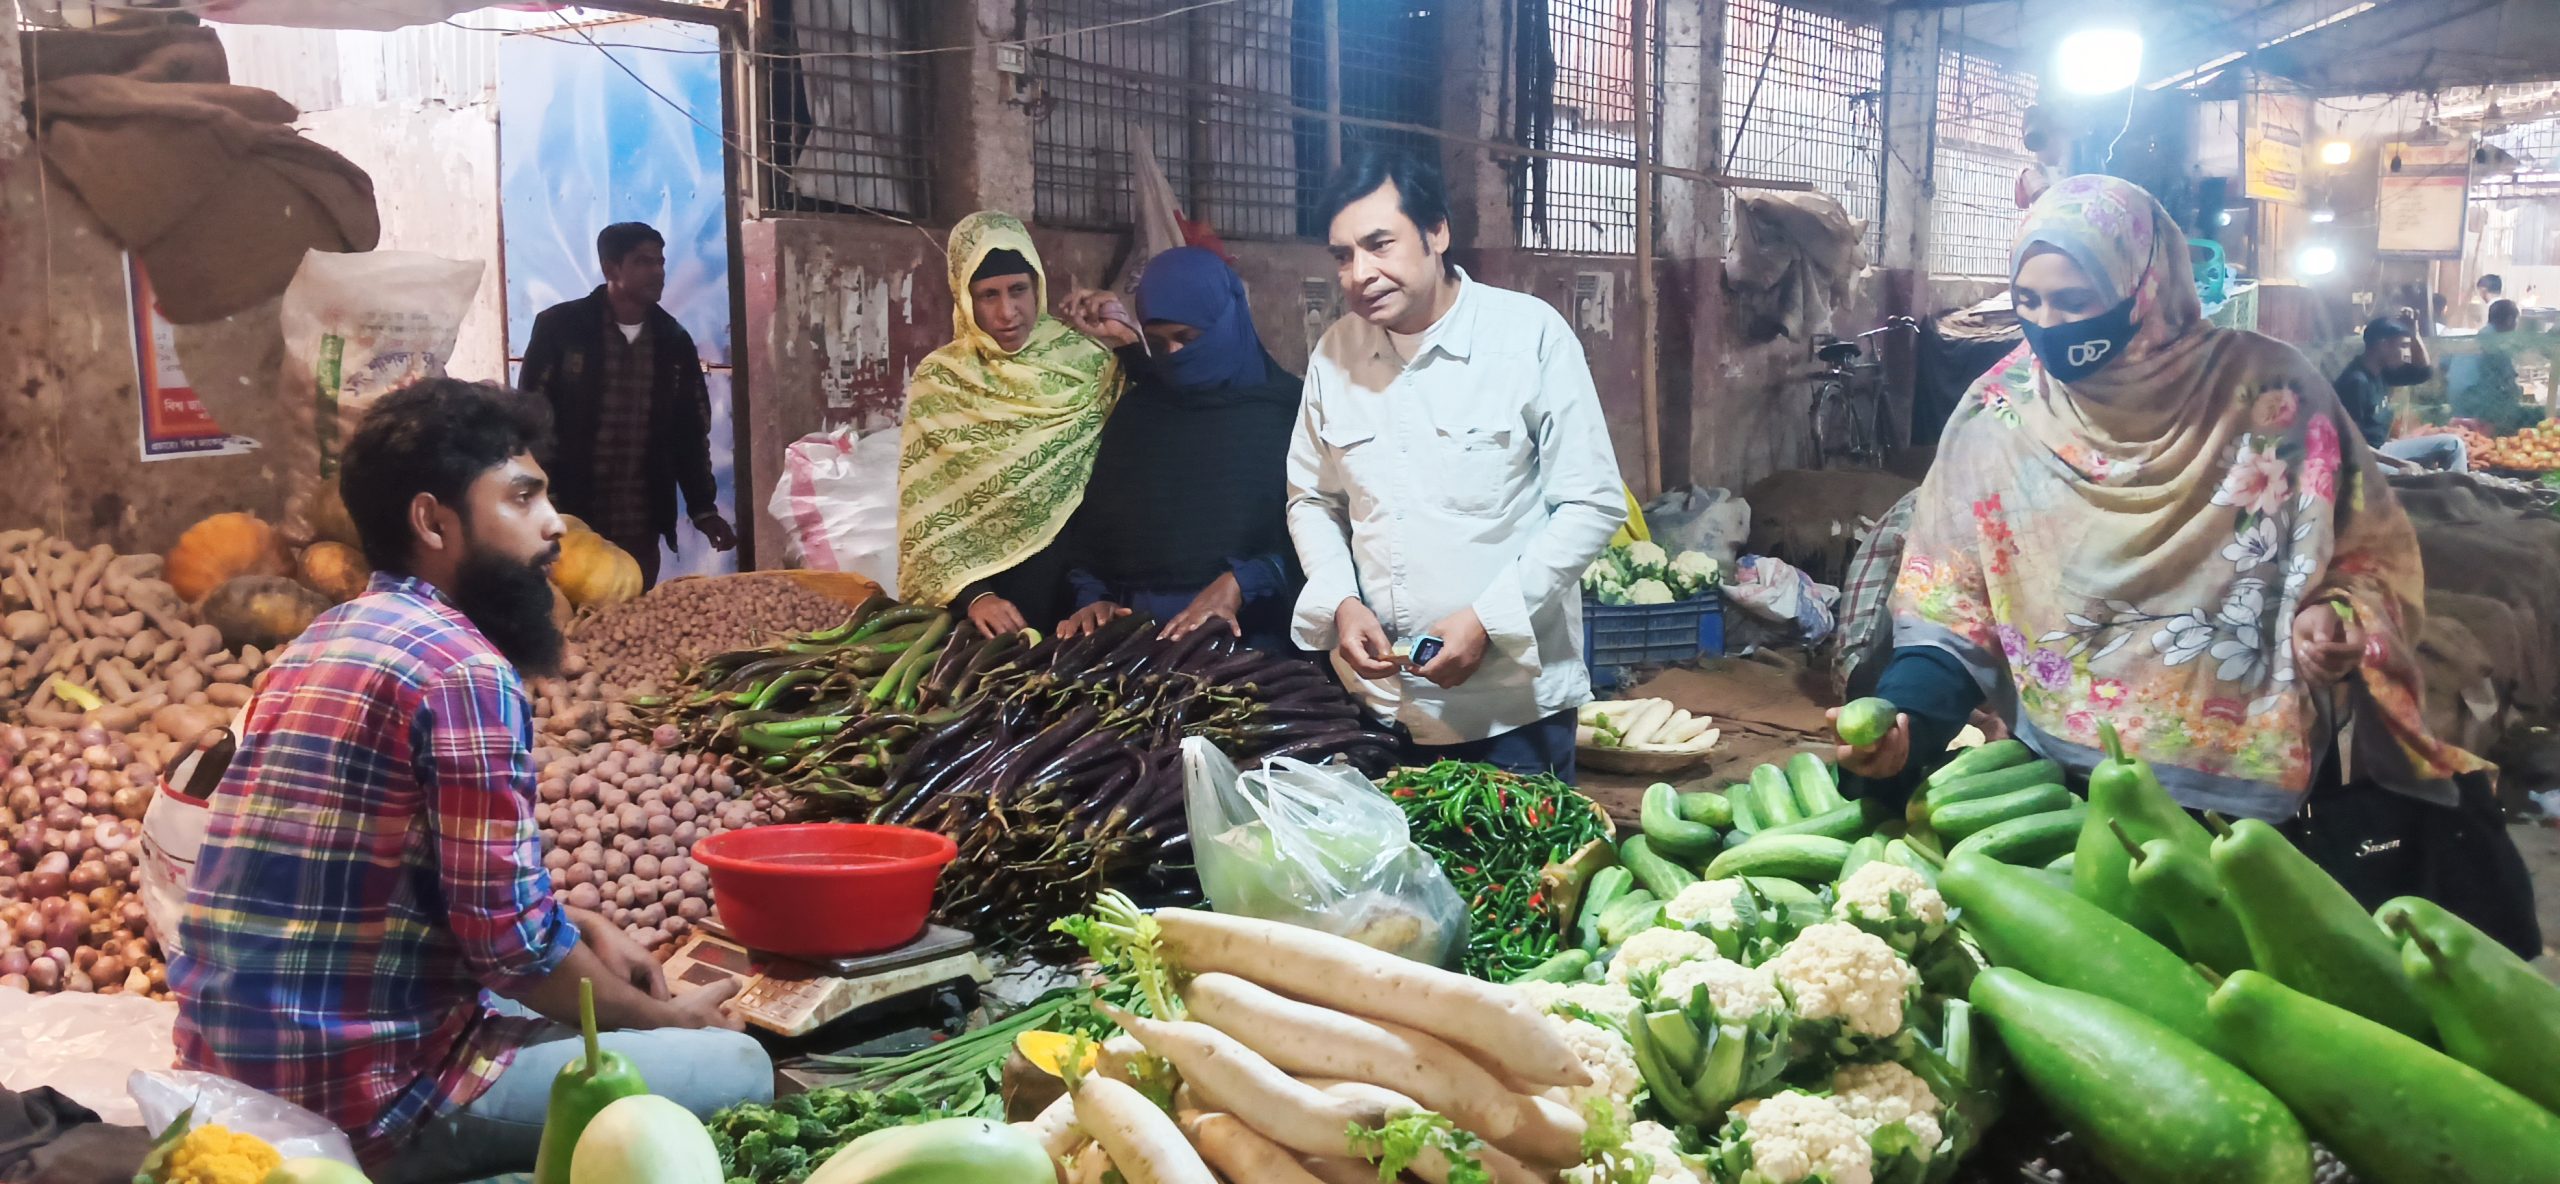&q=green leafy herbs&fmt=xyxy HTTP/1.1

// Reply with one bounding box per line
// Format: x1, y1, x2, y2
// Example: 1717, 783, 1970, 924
1347, 1113, 1491, 1184
710, 1088, 934, 1184
1052, 889, 1181, 1021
